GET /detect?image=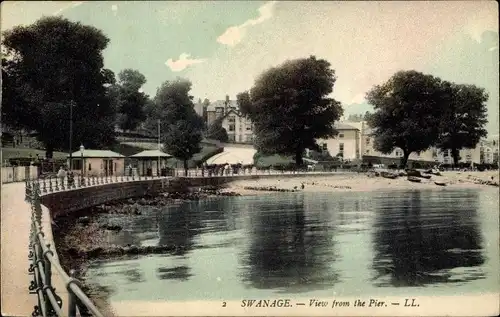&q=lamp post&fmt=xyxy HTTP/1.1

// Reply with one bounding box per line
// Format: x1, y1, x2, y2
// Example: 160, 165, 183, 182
69, 101, 74, 169
157, 119, 161, 177
80, 144, 85, 186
